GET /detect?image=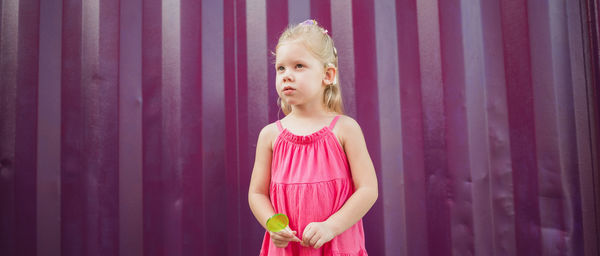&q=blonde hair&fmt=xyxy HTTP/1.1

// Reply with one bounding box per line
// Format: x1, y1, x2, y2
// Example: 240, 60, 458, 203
275, 20, 343, 115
